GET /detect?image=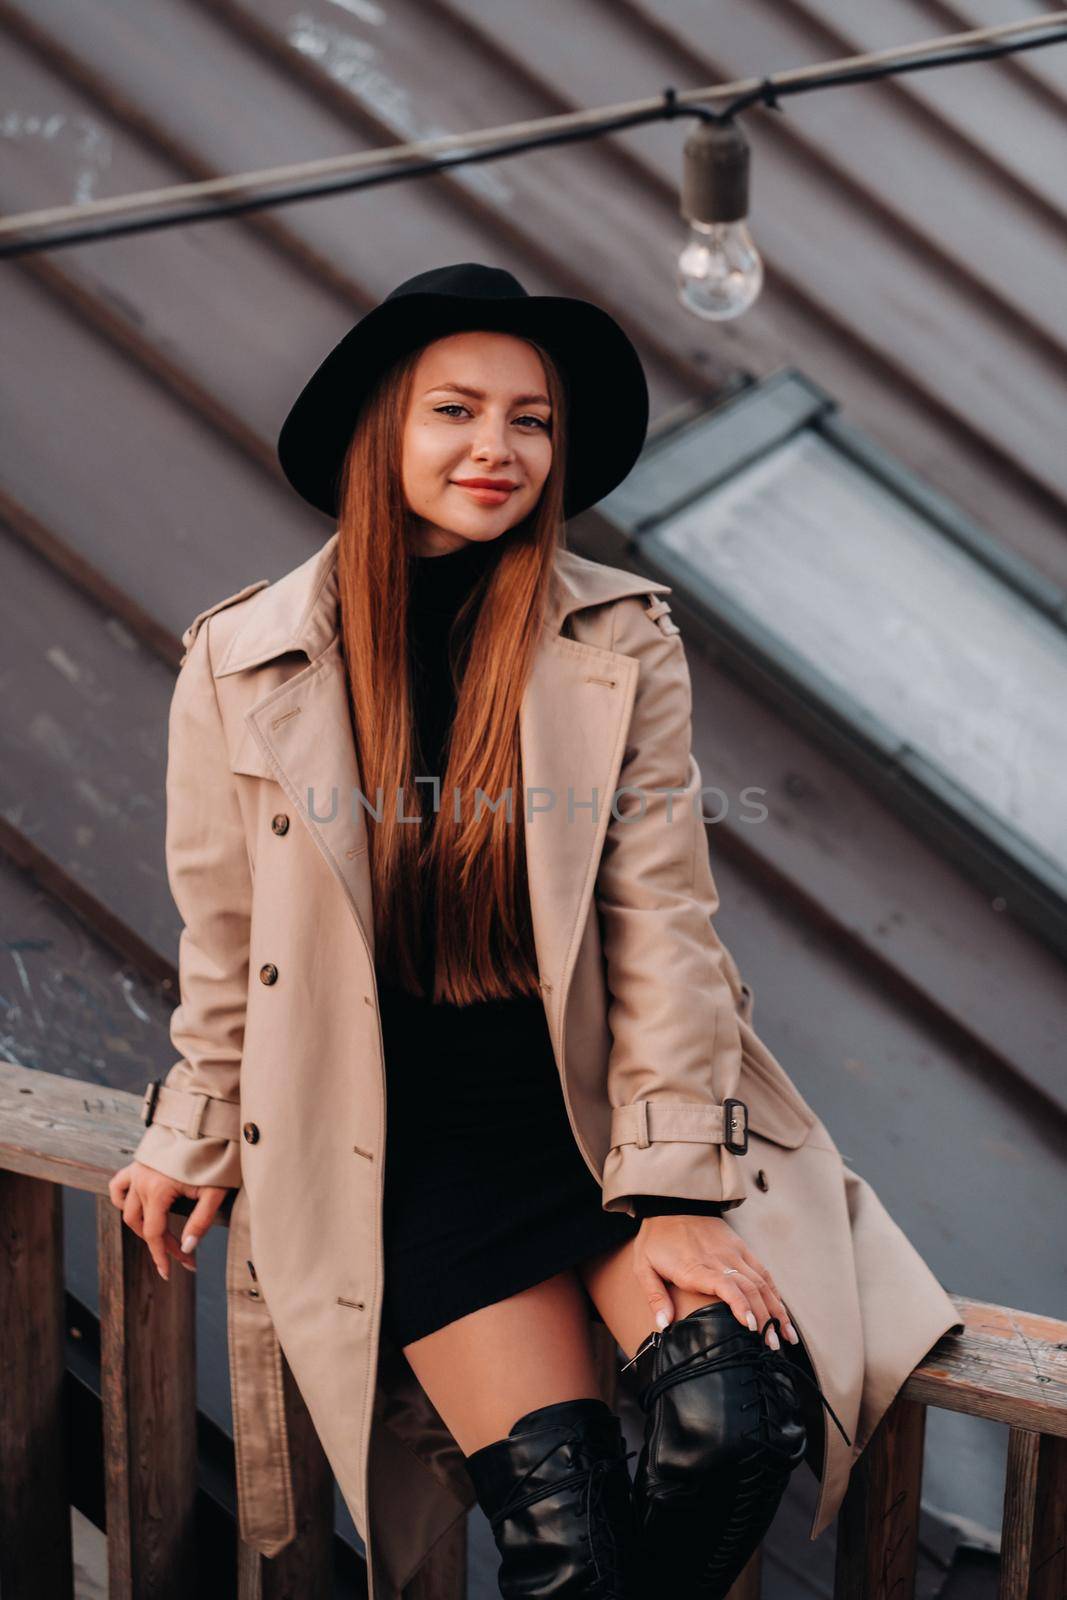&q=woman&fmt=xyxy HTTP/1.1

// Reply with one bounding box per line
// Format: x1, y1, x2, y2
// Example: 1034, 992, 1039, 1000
109, 265, 962, 1599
